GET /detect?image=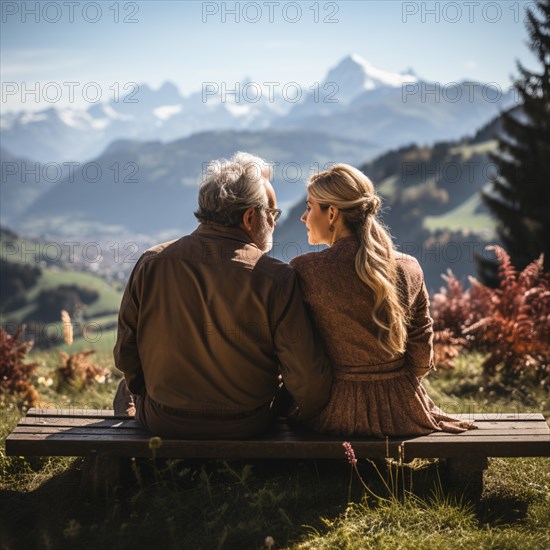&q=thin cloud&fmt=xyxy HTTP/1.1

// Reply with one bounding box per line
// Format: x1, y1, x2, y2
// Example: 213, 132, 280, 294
1, 62, 82, 75
261, 41, 305, 49
1, 48, 83, 75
